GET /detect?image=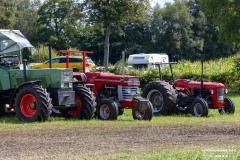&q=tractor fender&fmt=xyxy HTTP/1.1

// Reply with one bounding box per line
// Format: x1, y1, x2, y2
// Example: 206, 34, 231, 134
10, 80, 42, 106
